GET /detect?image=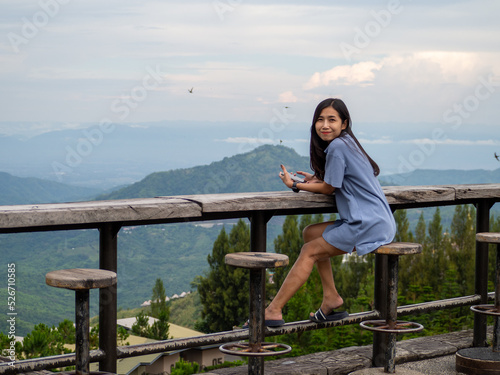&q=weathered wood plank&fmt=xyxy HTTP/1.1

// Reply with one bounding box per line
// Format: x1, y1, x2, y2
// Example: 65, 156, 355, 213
453, 184, 500, 200
1, 184, 499, 232
179, 191, 335, 213
382, 185, 456, 205
0, 197, 202, 230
